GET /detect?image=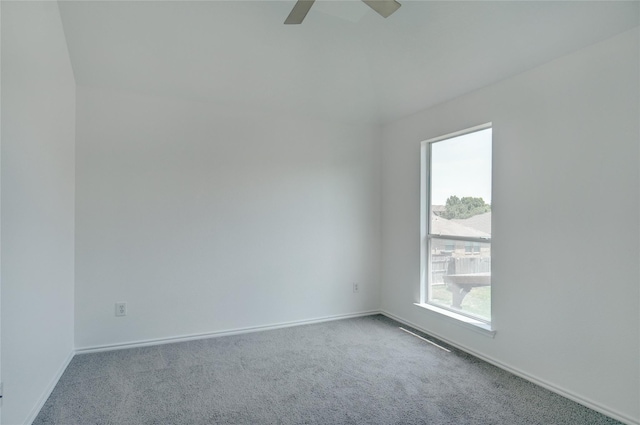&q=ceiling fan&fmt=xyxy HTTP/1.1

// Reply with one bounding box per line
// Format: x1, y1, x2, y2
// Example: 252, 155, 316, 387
285, 0, 401, 24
